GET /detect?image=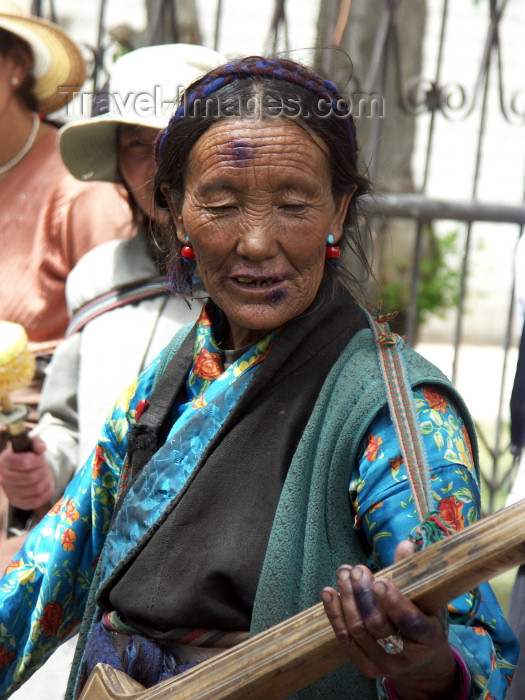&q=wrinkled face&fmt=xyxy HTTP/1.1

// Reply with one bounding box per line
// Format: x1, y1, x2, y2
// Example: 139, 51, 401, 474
165, 118, 354, 349
118, 125, 167, 222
